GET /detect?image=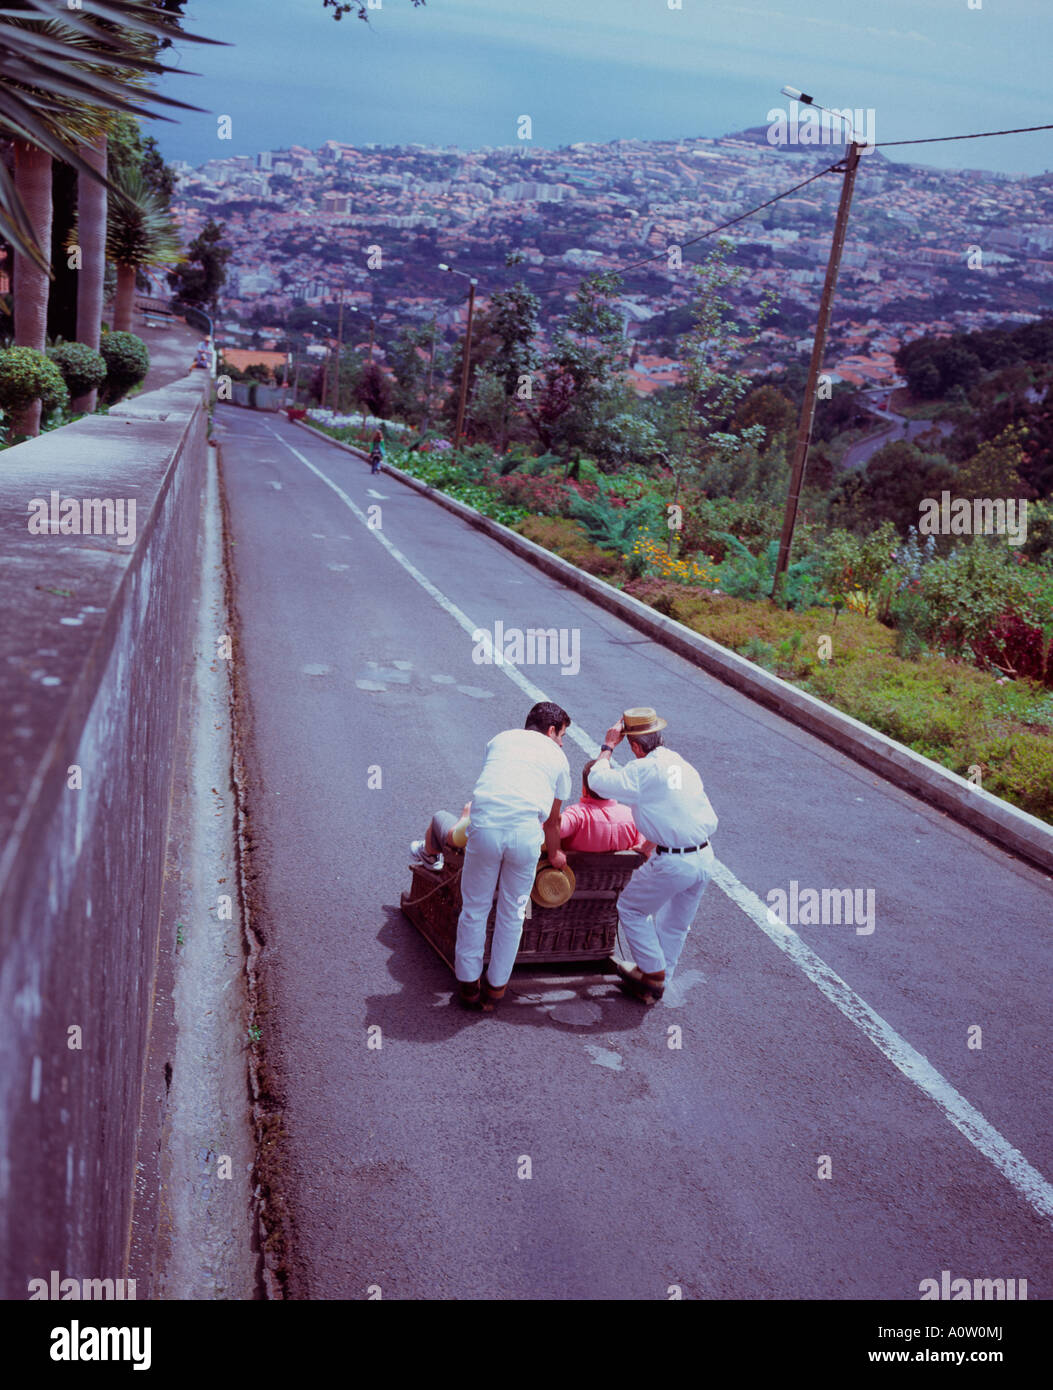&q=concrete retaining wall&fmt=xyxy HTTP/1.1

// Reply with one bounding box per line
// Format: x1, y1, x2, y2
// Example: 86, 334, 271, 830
0, 374, 210, 1298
